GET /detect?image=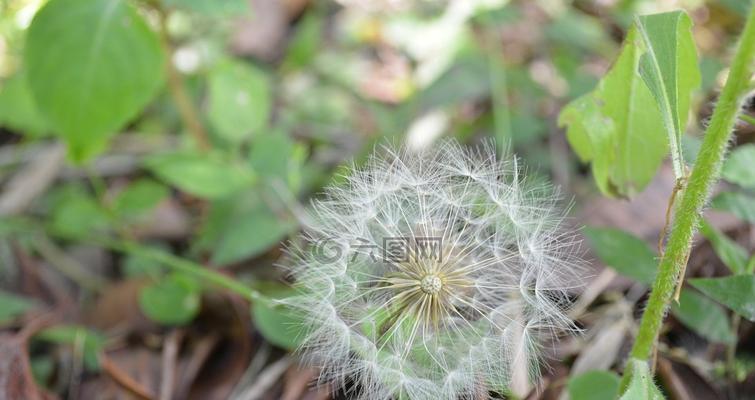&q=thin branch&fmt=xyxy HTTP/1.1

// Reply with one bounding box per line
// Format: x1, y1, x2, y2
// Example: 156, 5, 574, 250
155, 6, 211, 150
